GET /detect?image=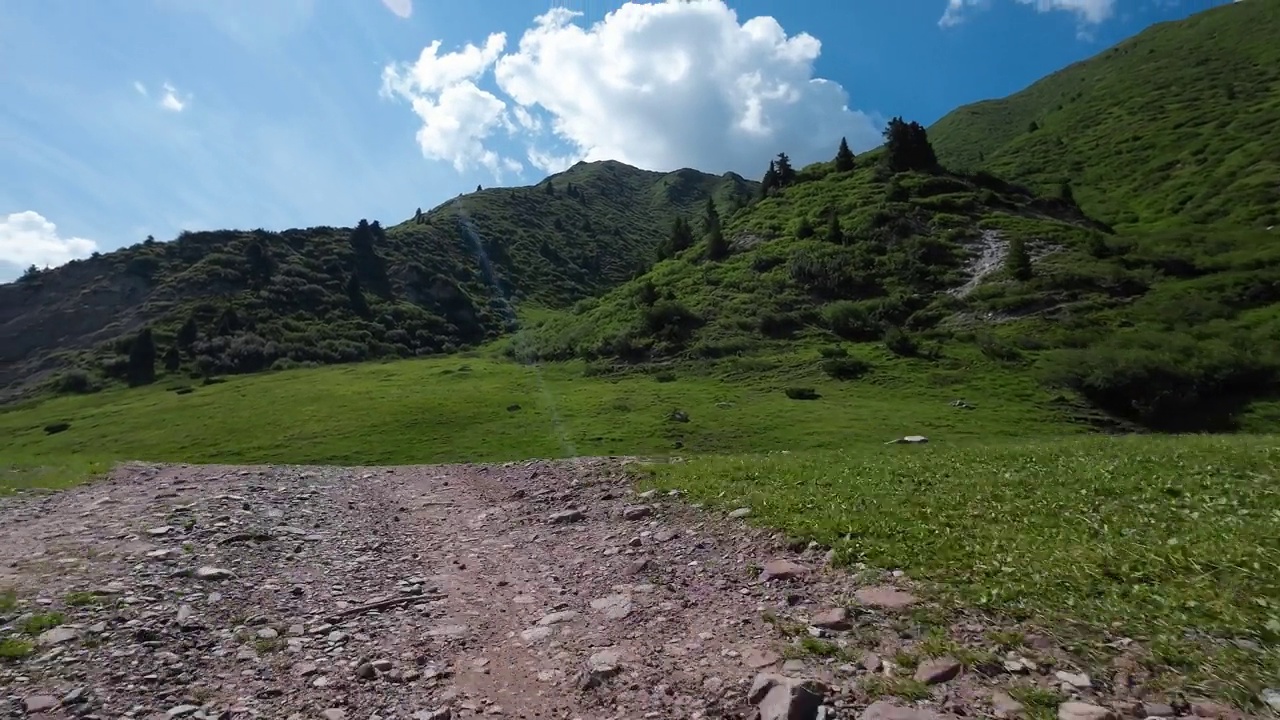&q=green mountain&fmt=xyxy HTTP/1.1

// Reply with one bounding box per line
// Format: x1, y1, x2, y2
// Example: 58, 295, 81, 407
517, 3, 1280, 434
928, 0, 1280, 230
0, 161, 755, 399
